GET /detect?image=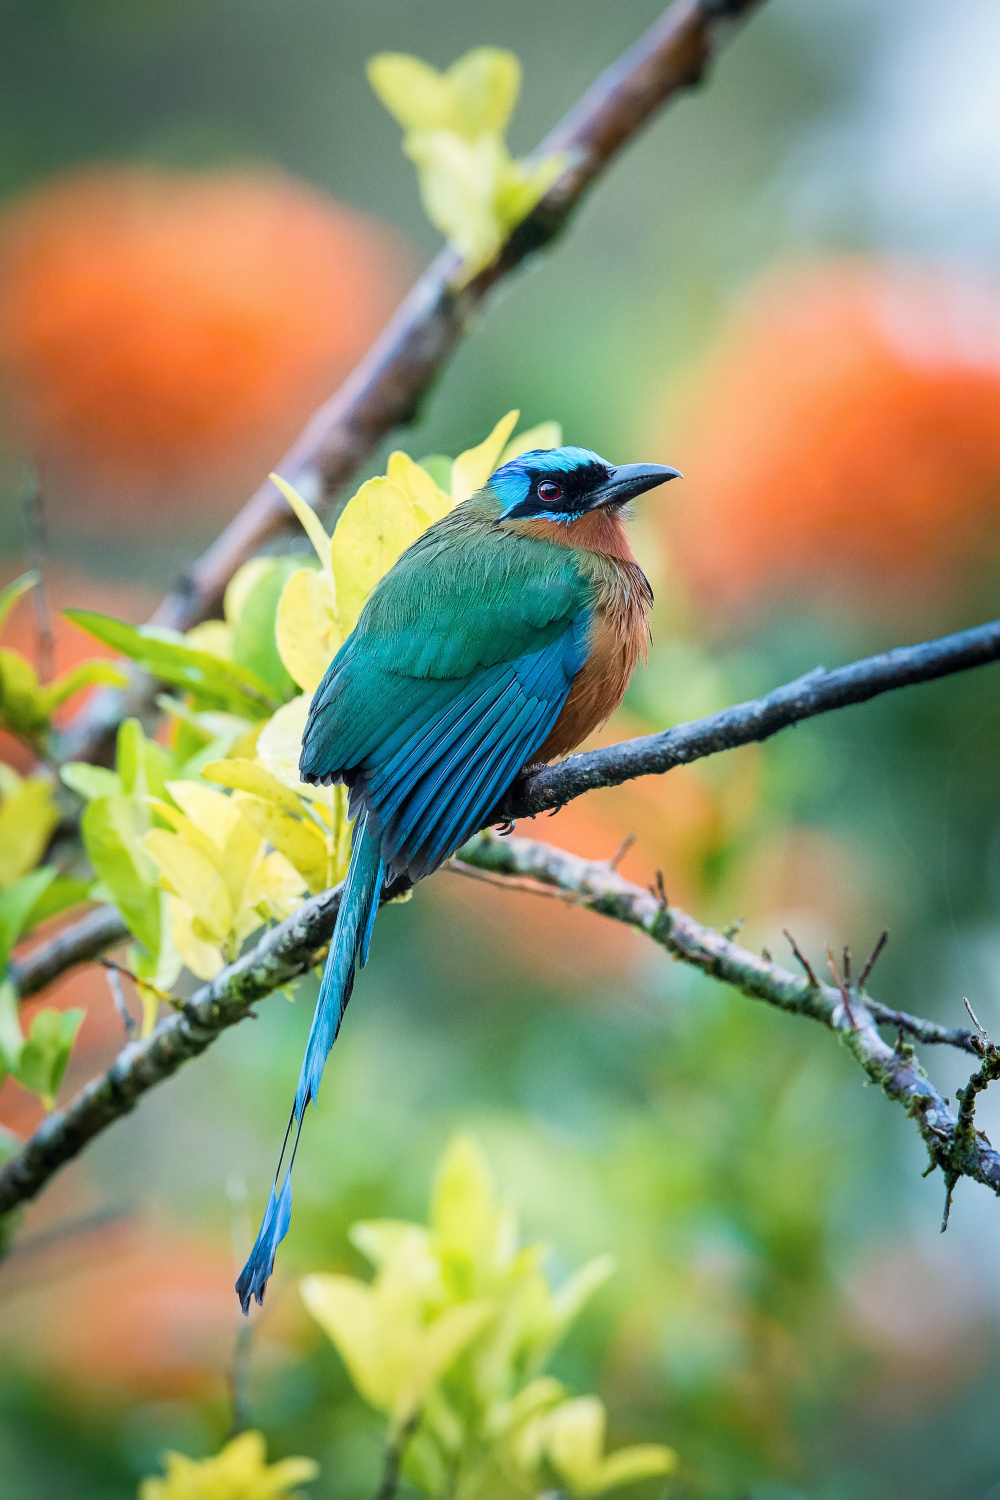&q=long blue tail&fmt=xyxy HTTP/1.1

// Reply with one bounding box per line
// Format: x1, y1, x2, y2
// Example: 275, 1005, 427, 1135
236, 813, 384, 1312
